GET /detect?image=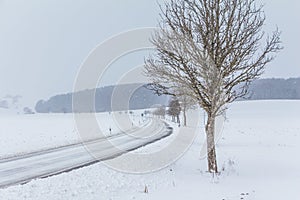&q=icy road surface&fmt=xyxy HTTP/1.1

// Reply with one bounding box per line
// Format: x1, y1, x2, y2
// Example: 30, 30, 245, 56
0, 118, 172, 188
